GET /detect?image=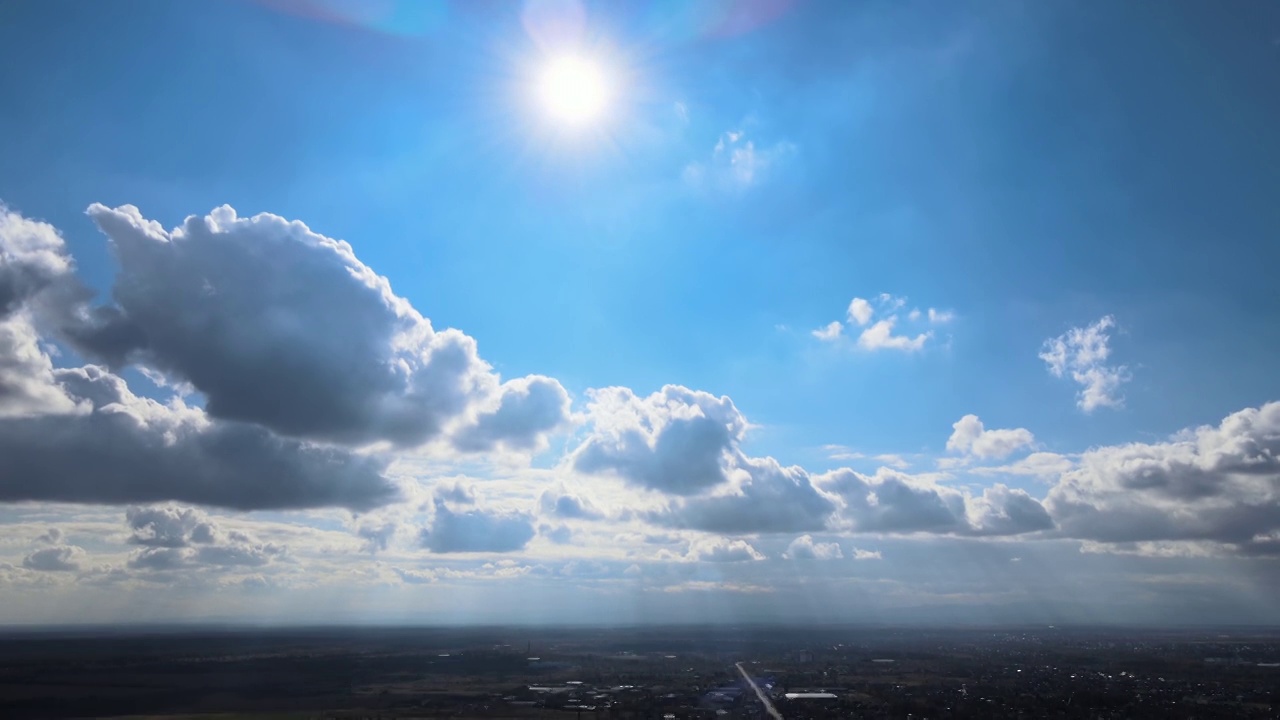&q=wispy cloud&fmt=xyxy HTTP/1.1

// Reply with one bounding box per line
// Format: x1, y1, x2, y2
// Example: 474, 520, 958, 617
684, 128, 796, 191
1040, 315, 1129, 412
